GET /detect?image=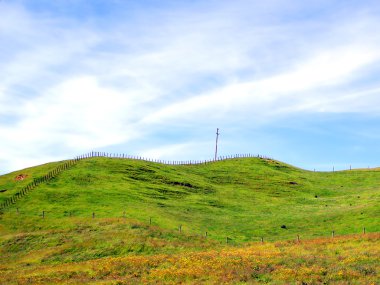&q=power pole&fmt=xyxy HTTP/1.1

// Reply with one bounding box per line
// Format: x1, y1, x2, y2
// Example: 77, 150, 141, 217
215, 128, 220, 160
